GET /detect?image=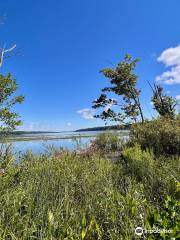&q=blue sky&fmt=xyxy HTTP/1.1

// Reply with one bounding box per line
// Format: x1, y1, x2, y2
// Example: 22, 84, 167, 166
0, 0, 180, 131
